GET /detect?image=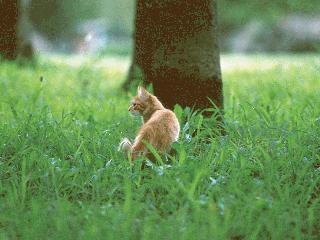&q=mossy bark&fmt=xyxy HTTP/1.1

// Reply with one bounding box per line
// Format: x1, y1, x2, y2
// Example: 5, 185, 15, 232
126, 0, 223, 113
